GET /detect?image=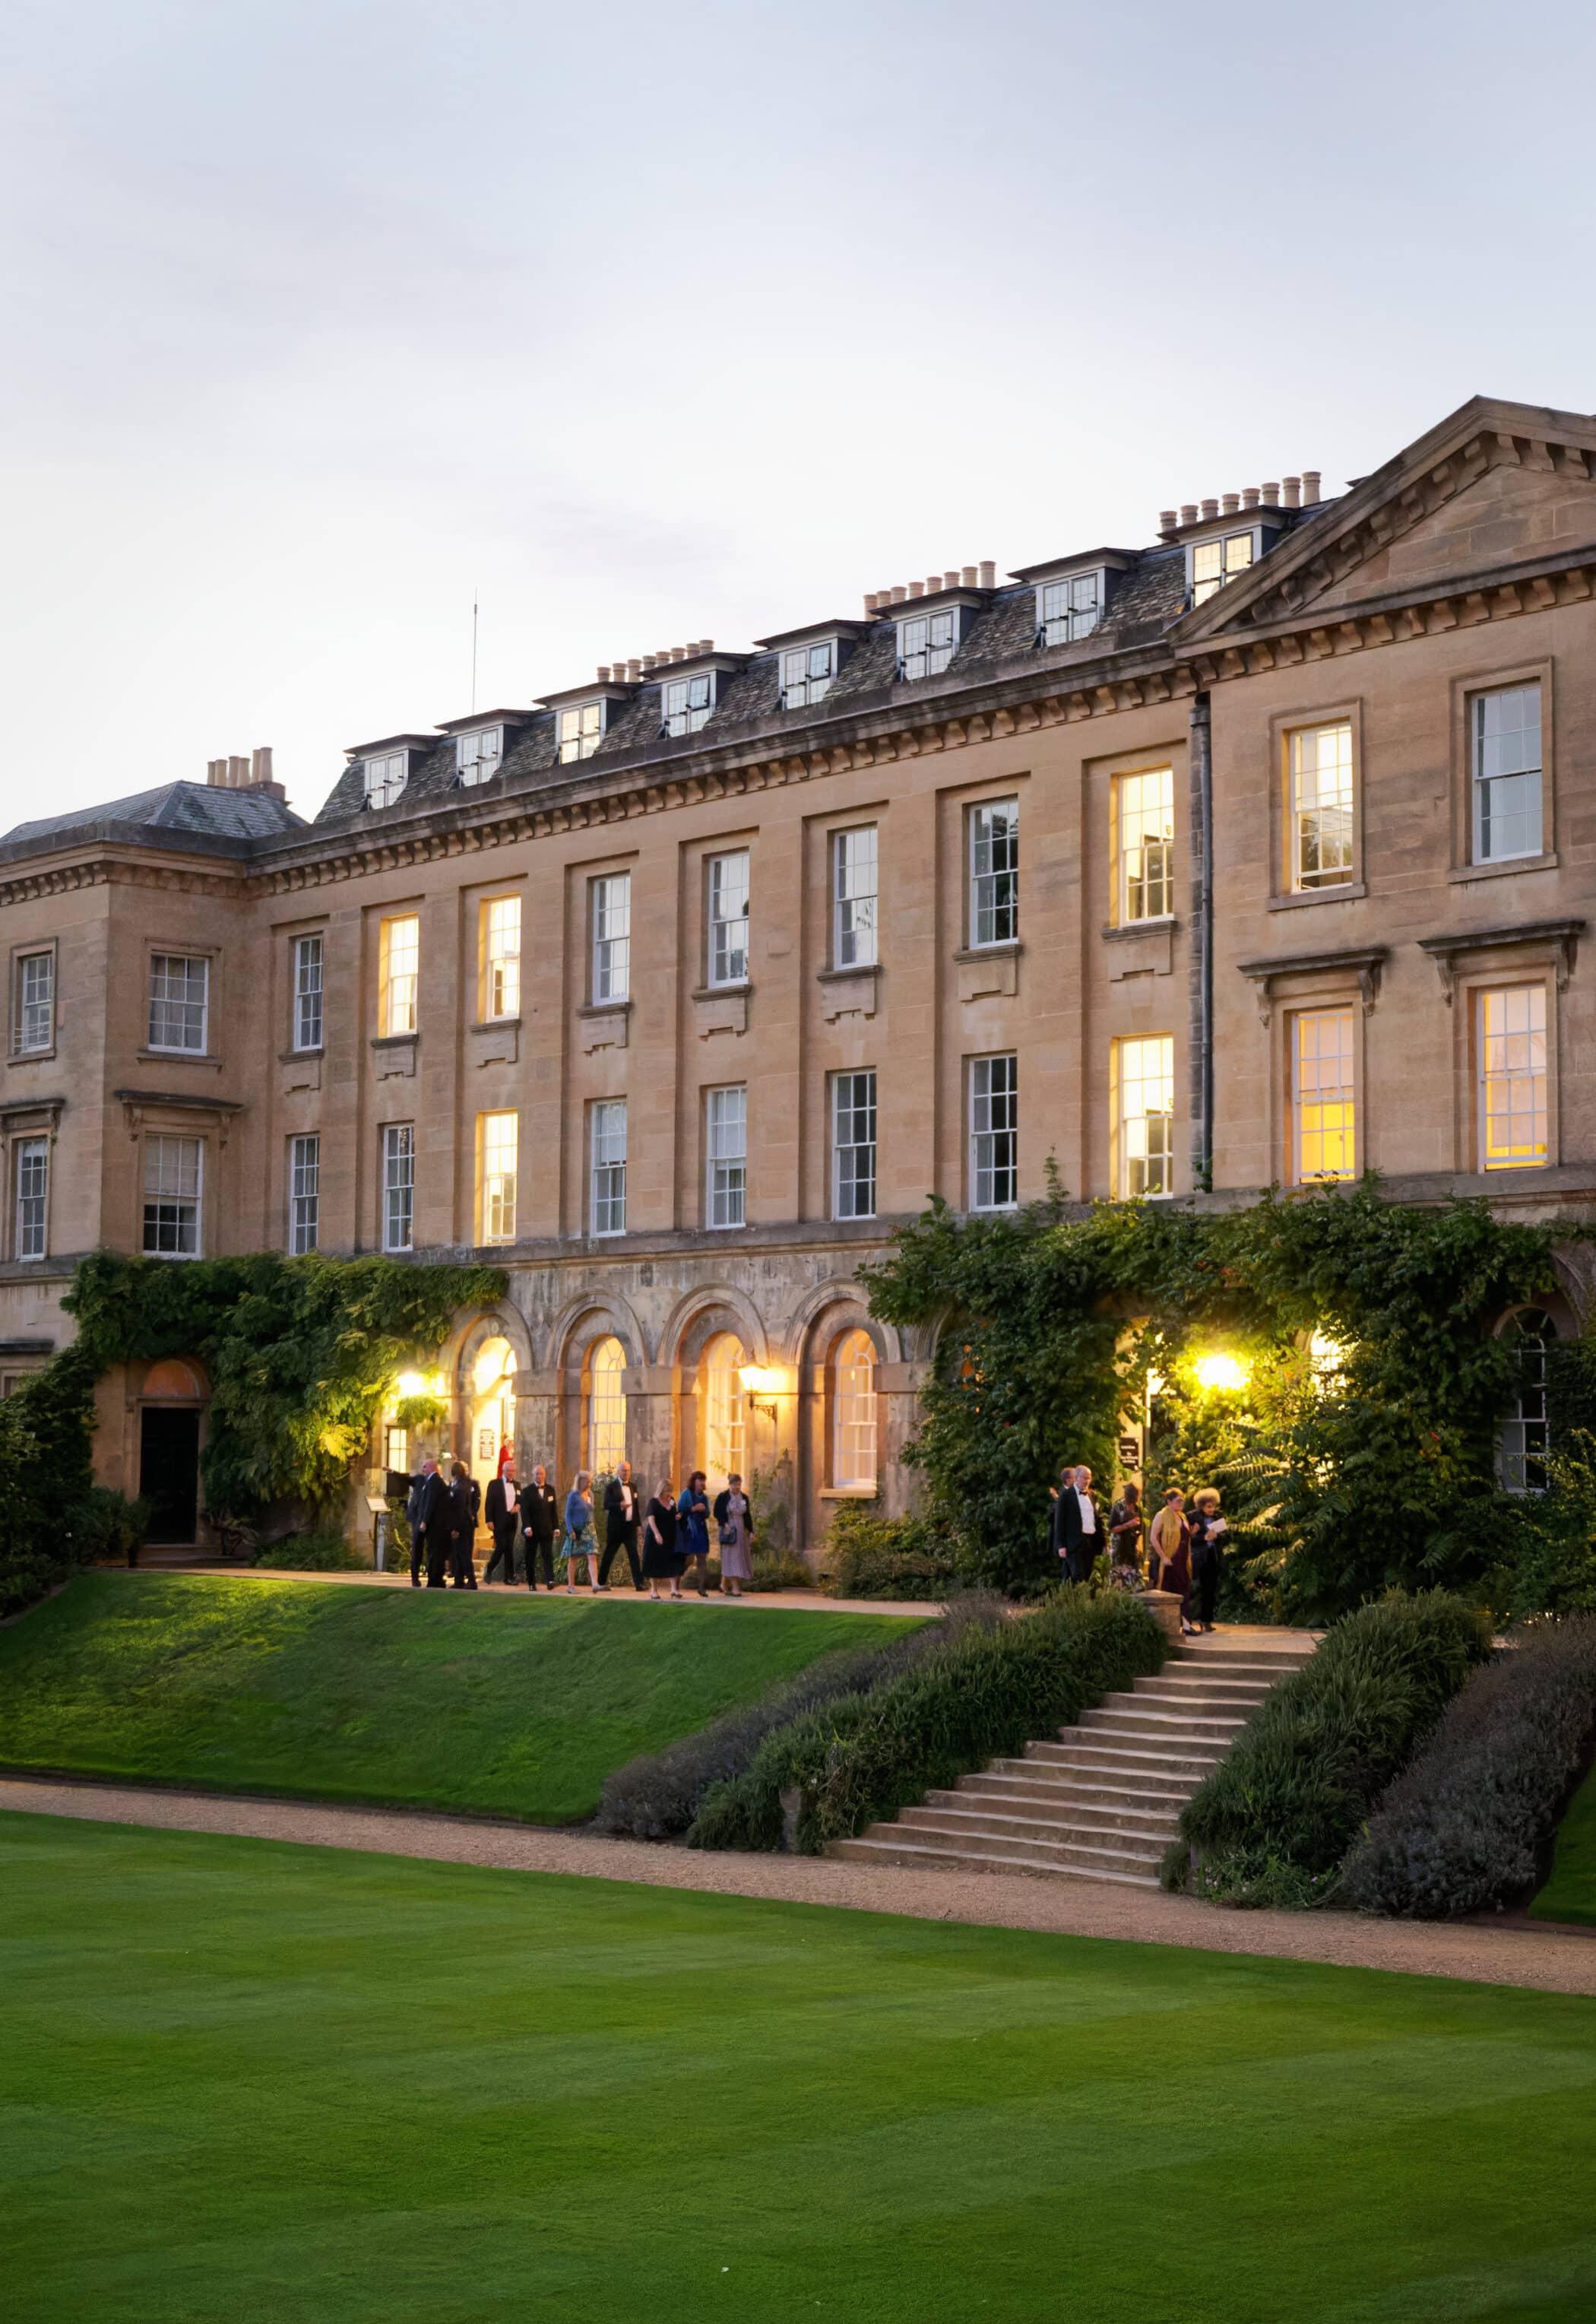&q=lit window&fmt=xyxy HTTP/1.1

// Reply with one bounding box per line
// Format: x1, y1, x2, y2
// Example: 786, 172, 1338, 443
479, 1110, 518, 1243
833, 1071, 877, 1220
591, 1099, 627, 1236
363, 752, 408, 810
148, 954, 209, 1053
456, 728, 502, 787
708, 851, 750, 987
898, 609, 958, 680
832, 1327, 878, 1489
289, 1133, 319, 1254
781, 641, 836, 709
143, 1135, 203, 1257
482, 897, 521, 1021
833, 827, 878, 969
382, 1124, 414, 1252
1113, 1035, 1175, 1198
559, 703, 604, 764
1473, 685, 1543, 863
384, 1424, 409, 1476
970, 800, 1018, 947
1038, 573, 1102, 645
1499, 1308, 1556, 1493
293, 935, 323, 1051
703, 1331, 746, 1489
707, 1086, 746, 1229
592, 874, 631, 1003
1116, 769, 1174, 921
1478, 986, 1547, 1170
588, 1336, 627, 1473
14, 1137, 47, 1260
663, 673, 714, 737
1191, 531, 1254, 605
970, 1054, 1018, 1210
14, 952, 52, 1054
1291, 1007, 1355, 1182
1289, 722, 1355, 891
380, 916, 419, 1038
